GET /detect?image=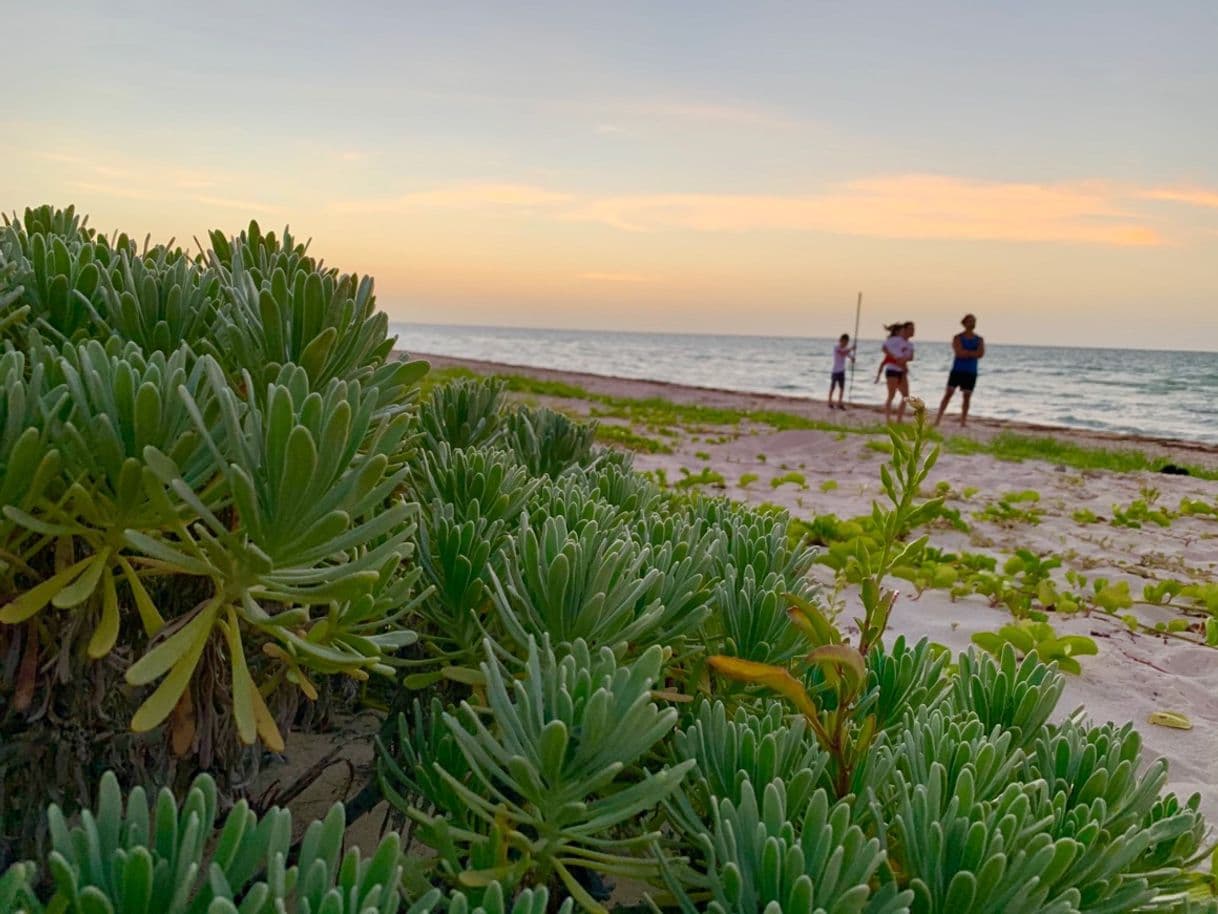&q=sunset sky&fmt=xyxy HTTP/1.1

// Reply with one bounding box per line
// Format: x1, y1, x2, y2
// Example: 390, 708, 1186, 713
5, 1, 1217, 349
